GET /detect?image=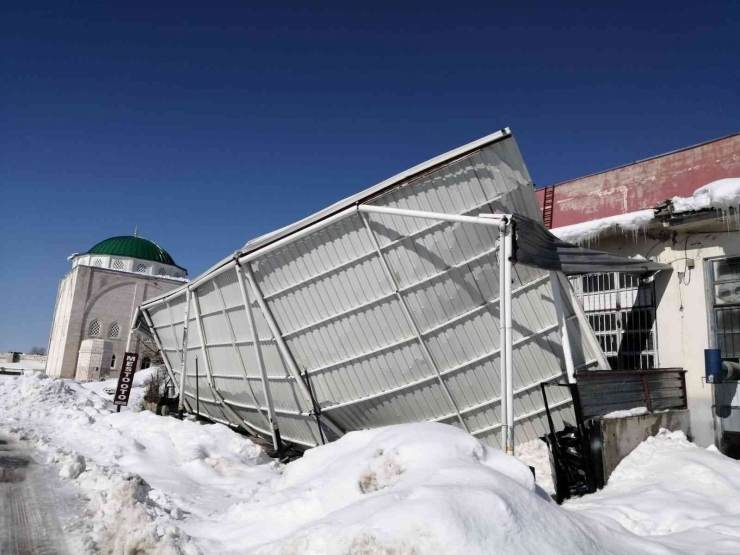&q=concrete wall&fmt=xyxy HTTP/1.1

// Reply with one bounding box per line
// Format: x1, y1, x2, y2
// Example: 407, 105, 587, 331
45, 266, 181, 380
585, 223, 740, 447
598, 409, 691, 481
